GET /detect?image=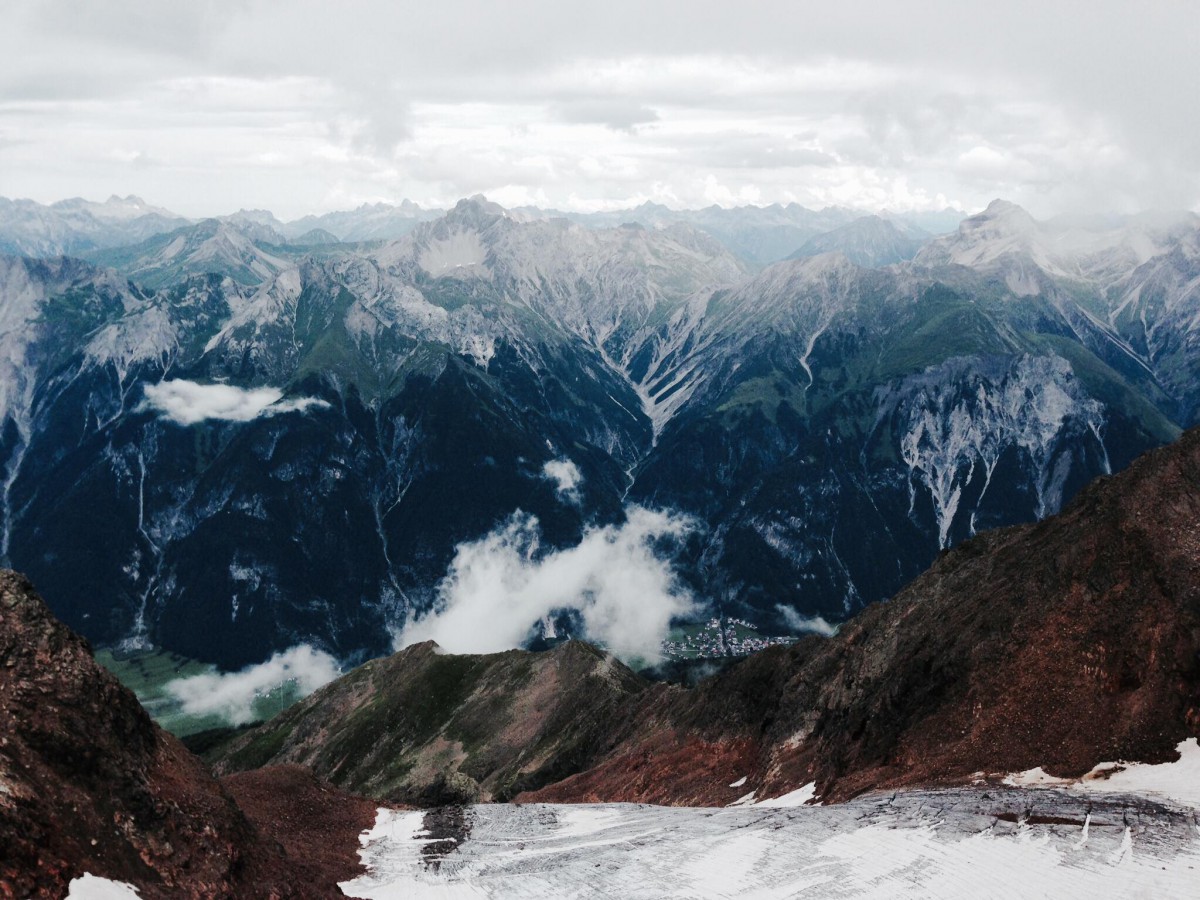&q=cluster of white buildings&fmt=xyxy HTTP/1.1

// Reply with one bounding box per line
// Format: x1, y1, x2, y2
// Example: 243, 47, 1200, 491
660, 616, 795, 660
